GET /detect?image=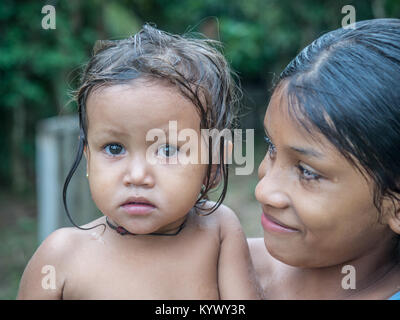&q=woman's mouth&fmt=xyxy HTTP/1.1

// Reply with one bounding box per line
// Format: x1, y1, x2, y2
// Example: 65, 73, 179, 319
261, 212, 299, 233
